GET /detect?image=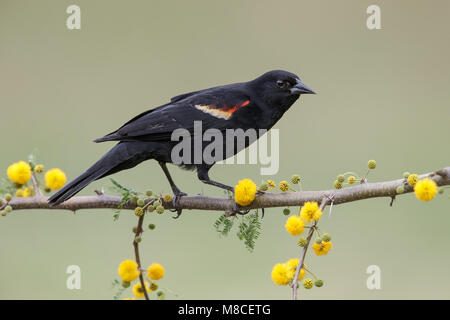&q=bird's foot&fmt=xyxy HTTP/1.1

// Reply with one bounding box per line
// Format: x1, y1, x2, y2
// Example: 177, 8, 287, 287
226, 202, 251, 217
170, 191, 187, 219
